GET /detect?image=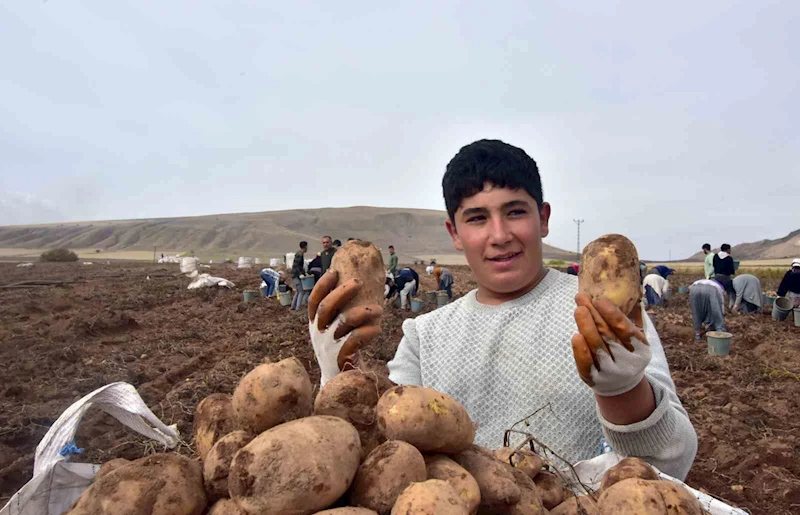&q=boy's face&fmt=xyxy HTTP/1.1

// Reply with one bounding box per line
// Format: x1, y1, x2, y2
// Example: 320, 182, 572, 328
446, 183, 550, 296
